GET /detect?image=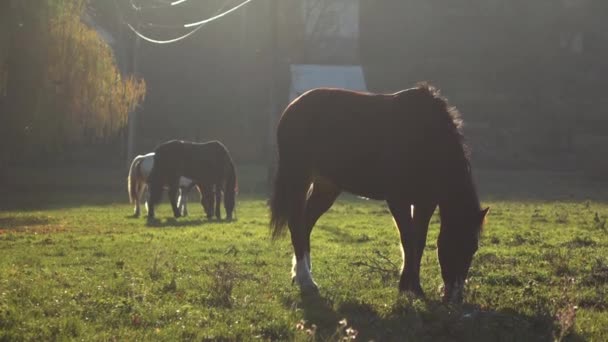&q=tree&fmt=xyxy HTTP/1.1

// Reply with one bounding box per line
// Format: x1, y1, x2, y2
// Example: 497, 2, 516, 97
0, 0, 146, 165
